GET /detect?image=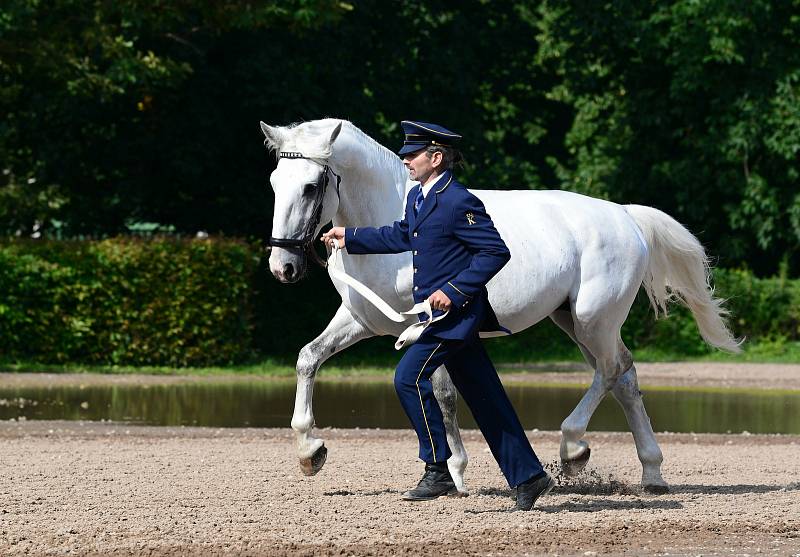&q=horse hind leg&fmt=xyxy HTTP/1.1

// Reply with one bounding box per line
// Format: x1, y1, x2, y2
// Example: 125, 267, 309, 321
550, 307, 597, 371
559, 371, 610, 476
555, 305, 647, 478
611, 360, 669, 493
550, 308, 602, 476
571, 305, 669, 494
292, 305, 372, 476
432, 365, 469, 495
